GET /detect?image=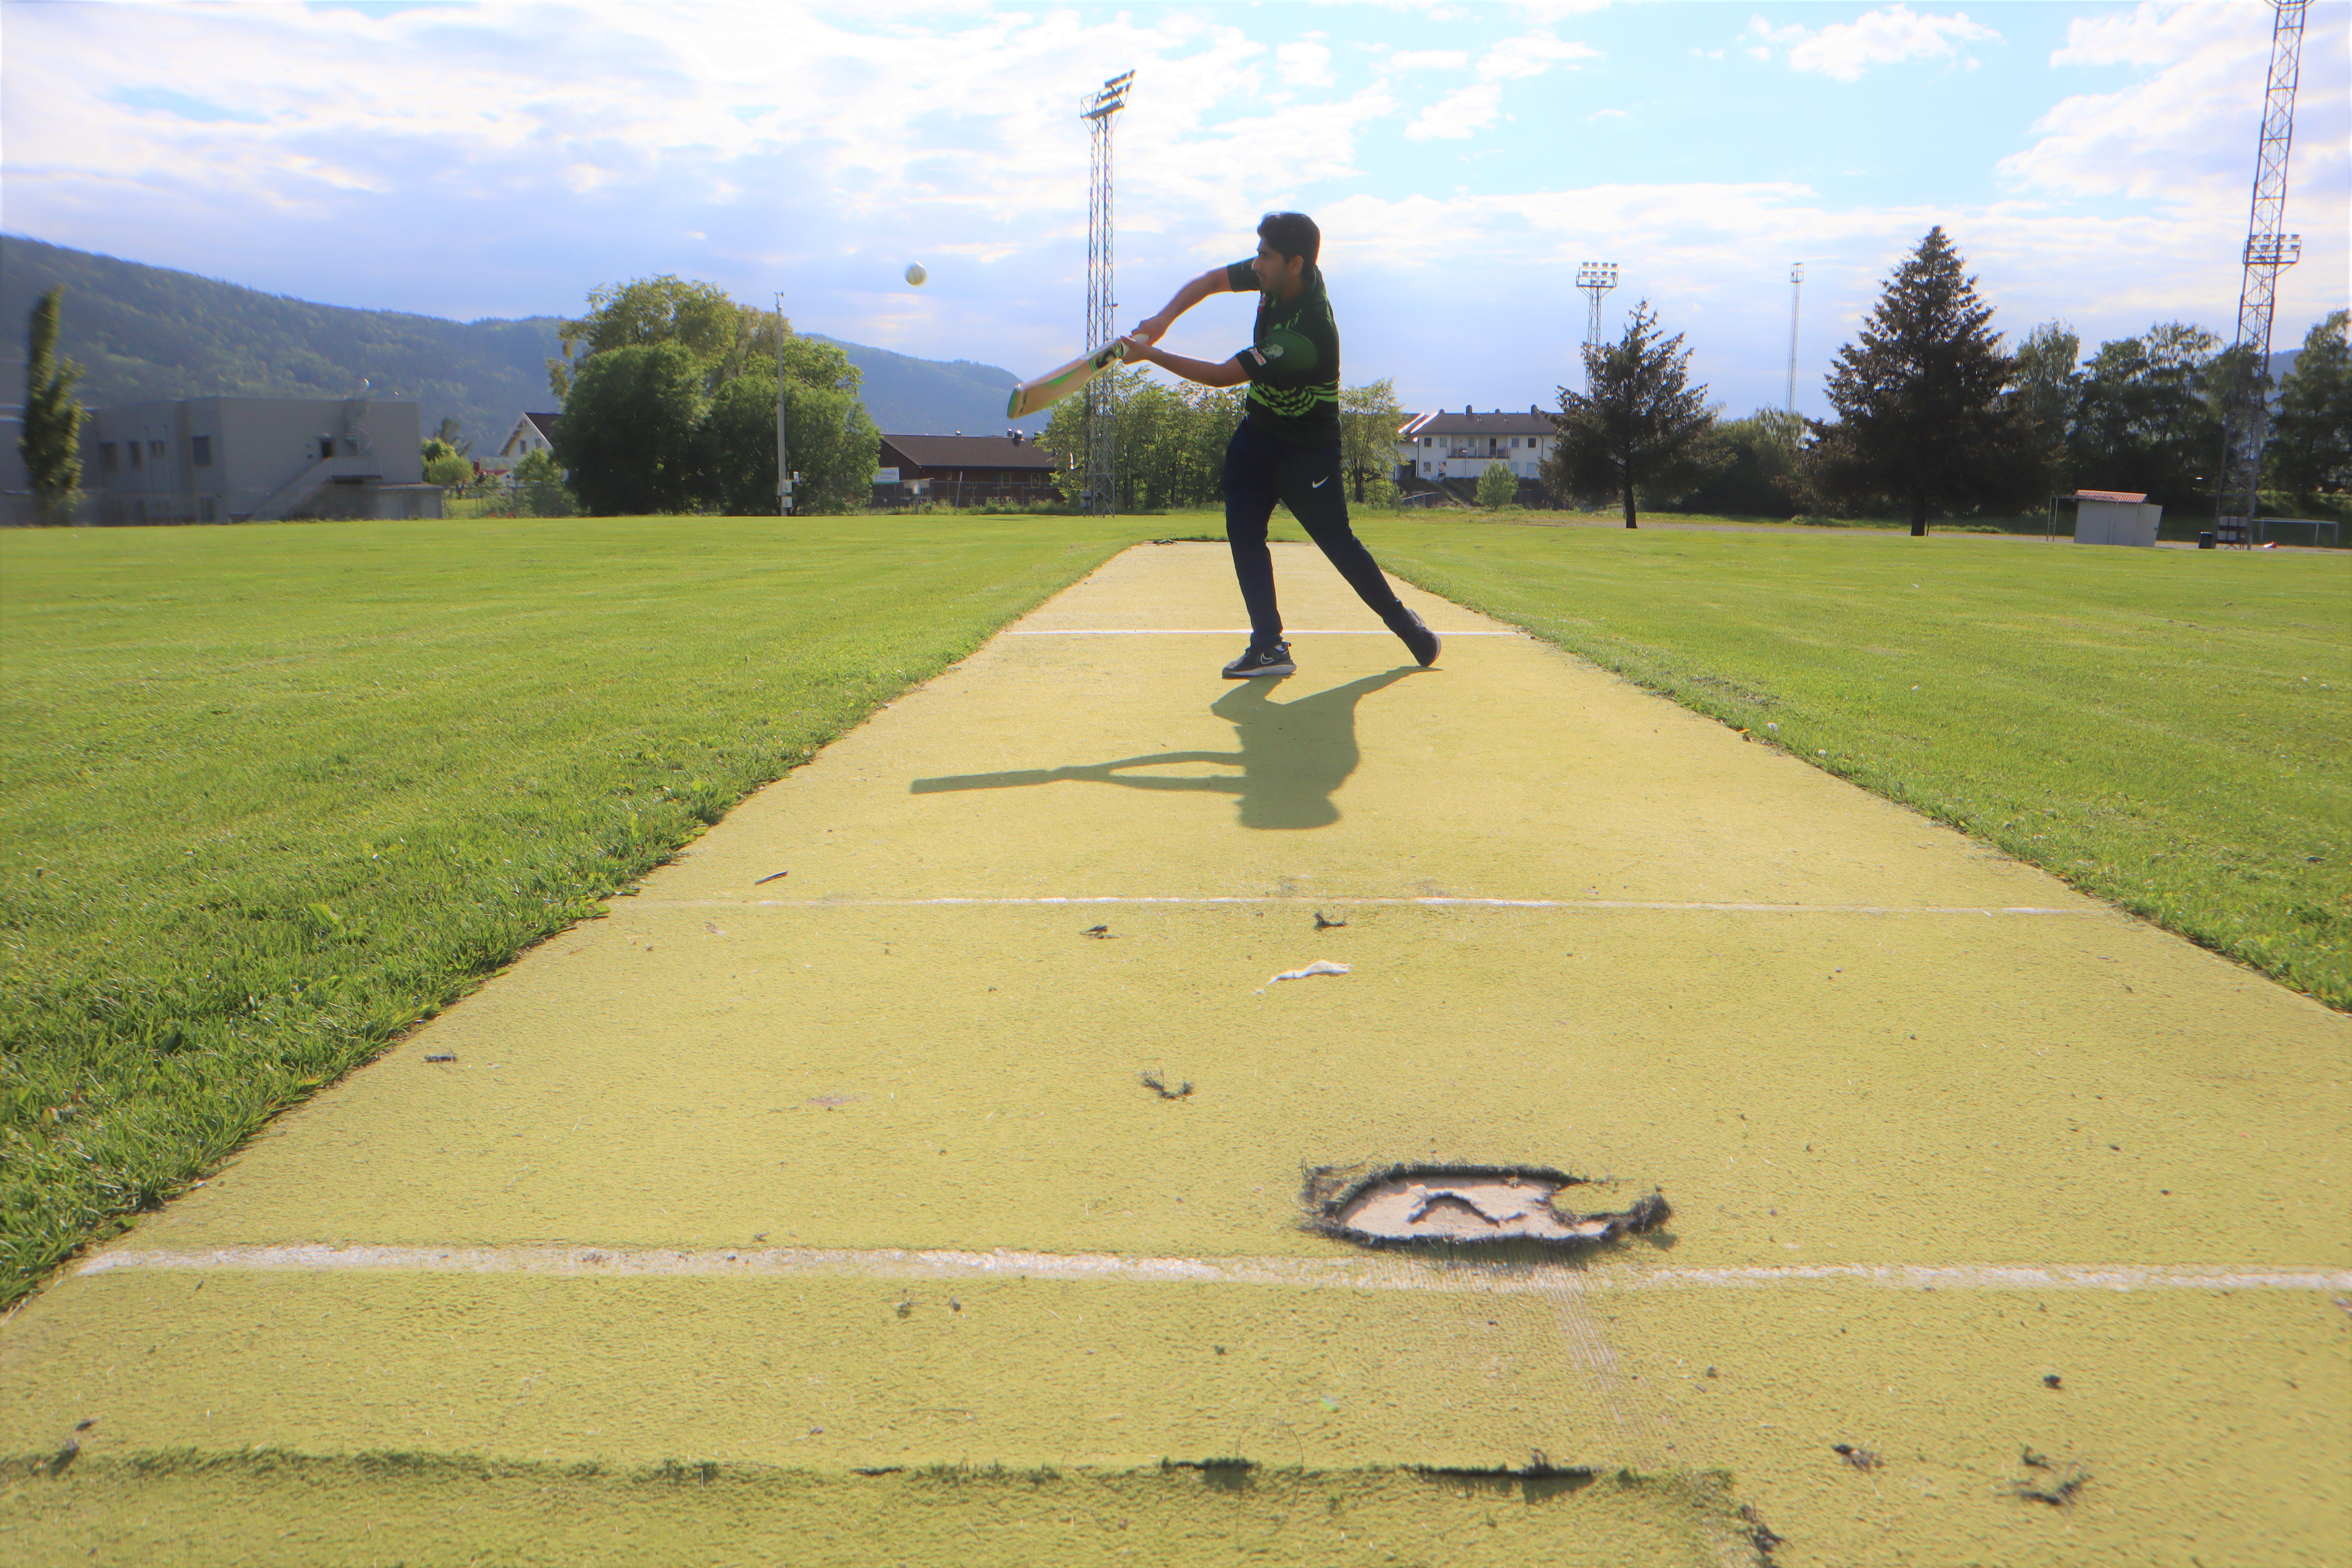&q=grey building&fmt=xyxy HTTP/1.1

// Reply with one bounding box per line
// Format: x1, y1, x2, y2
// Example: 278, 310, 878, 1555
81, 396, 441, 525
